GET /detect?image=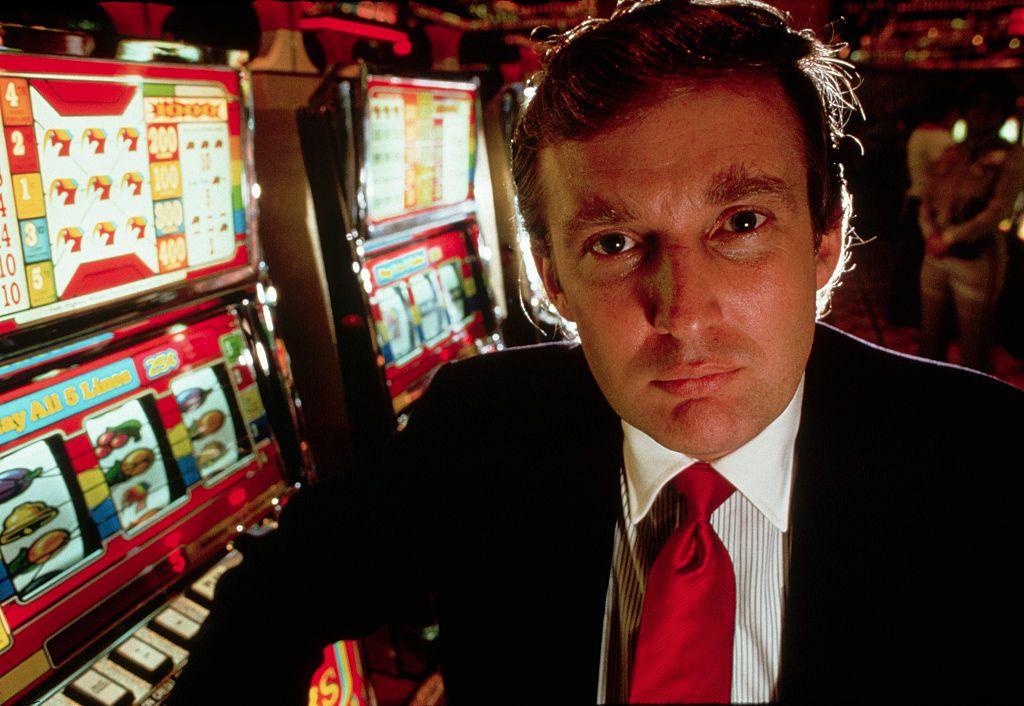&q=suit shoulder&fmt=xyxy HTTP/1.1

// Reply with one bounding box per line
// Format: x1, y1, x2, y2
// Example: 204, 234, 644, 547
810, 323, 1023, 415
430, 342, 591, 398
407, 342, 610, 430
